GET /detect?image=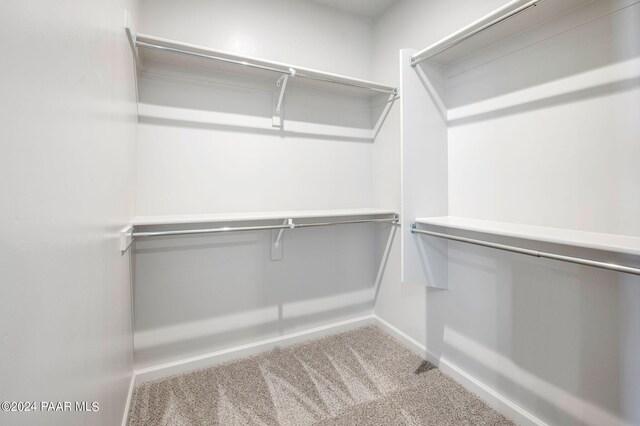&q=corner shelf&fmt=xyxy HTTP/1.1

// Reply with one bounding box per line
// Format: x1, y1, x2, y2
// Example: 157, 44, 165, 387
415, 216, 640, 257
